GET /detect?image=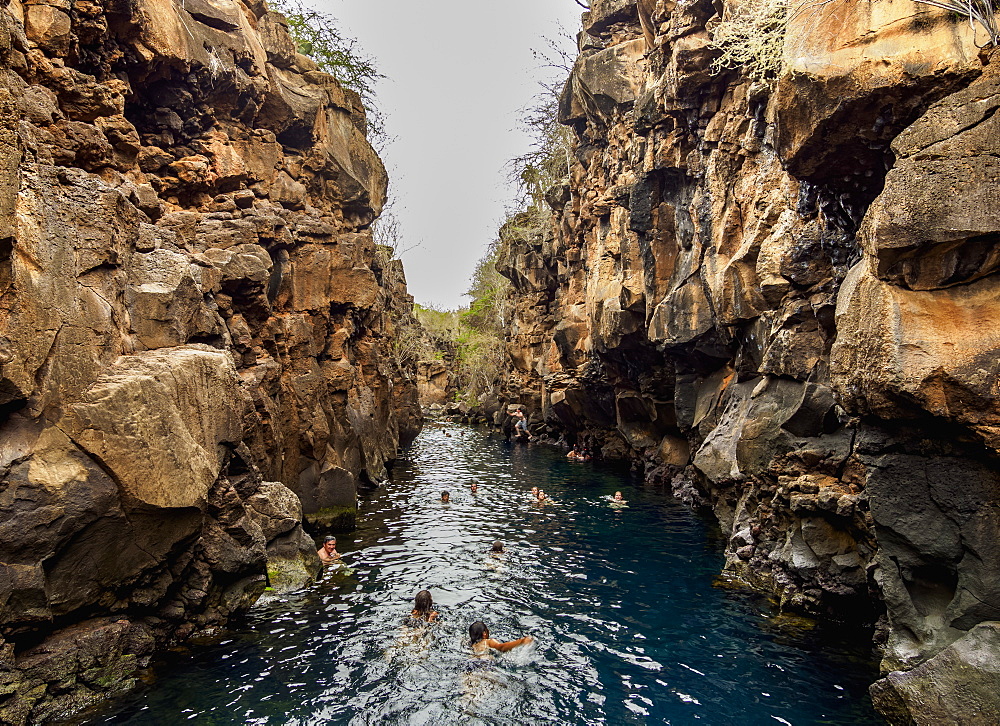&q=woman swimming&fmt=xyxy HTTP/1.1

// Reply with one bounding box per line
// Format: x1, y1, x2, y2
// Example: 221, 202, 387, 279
408, 589, 439, 624
467, 621, 532, 667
